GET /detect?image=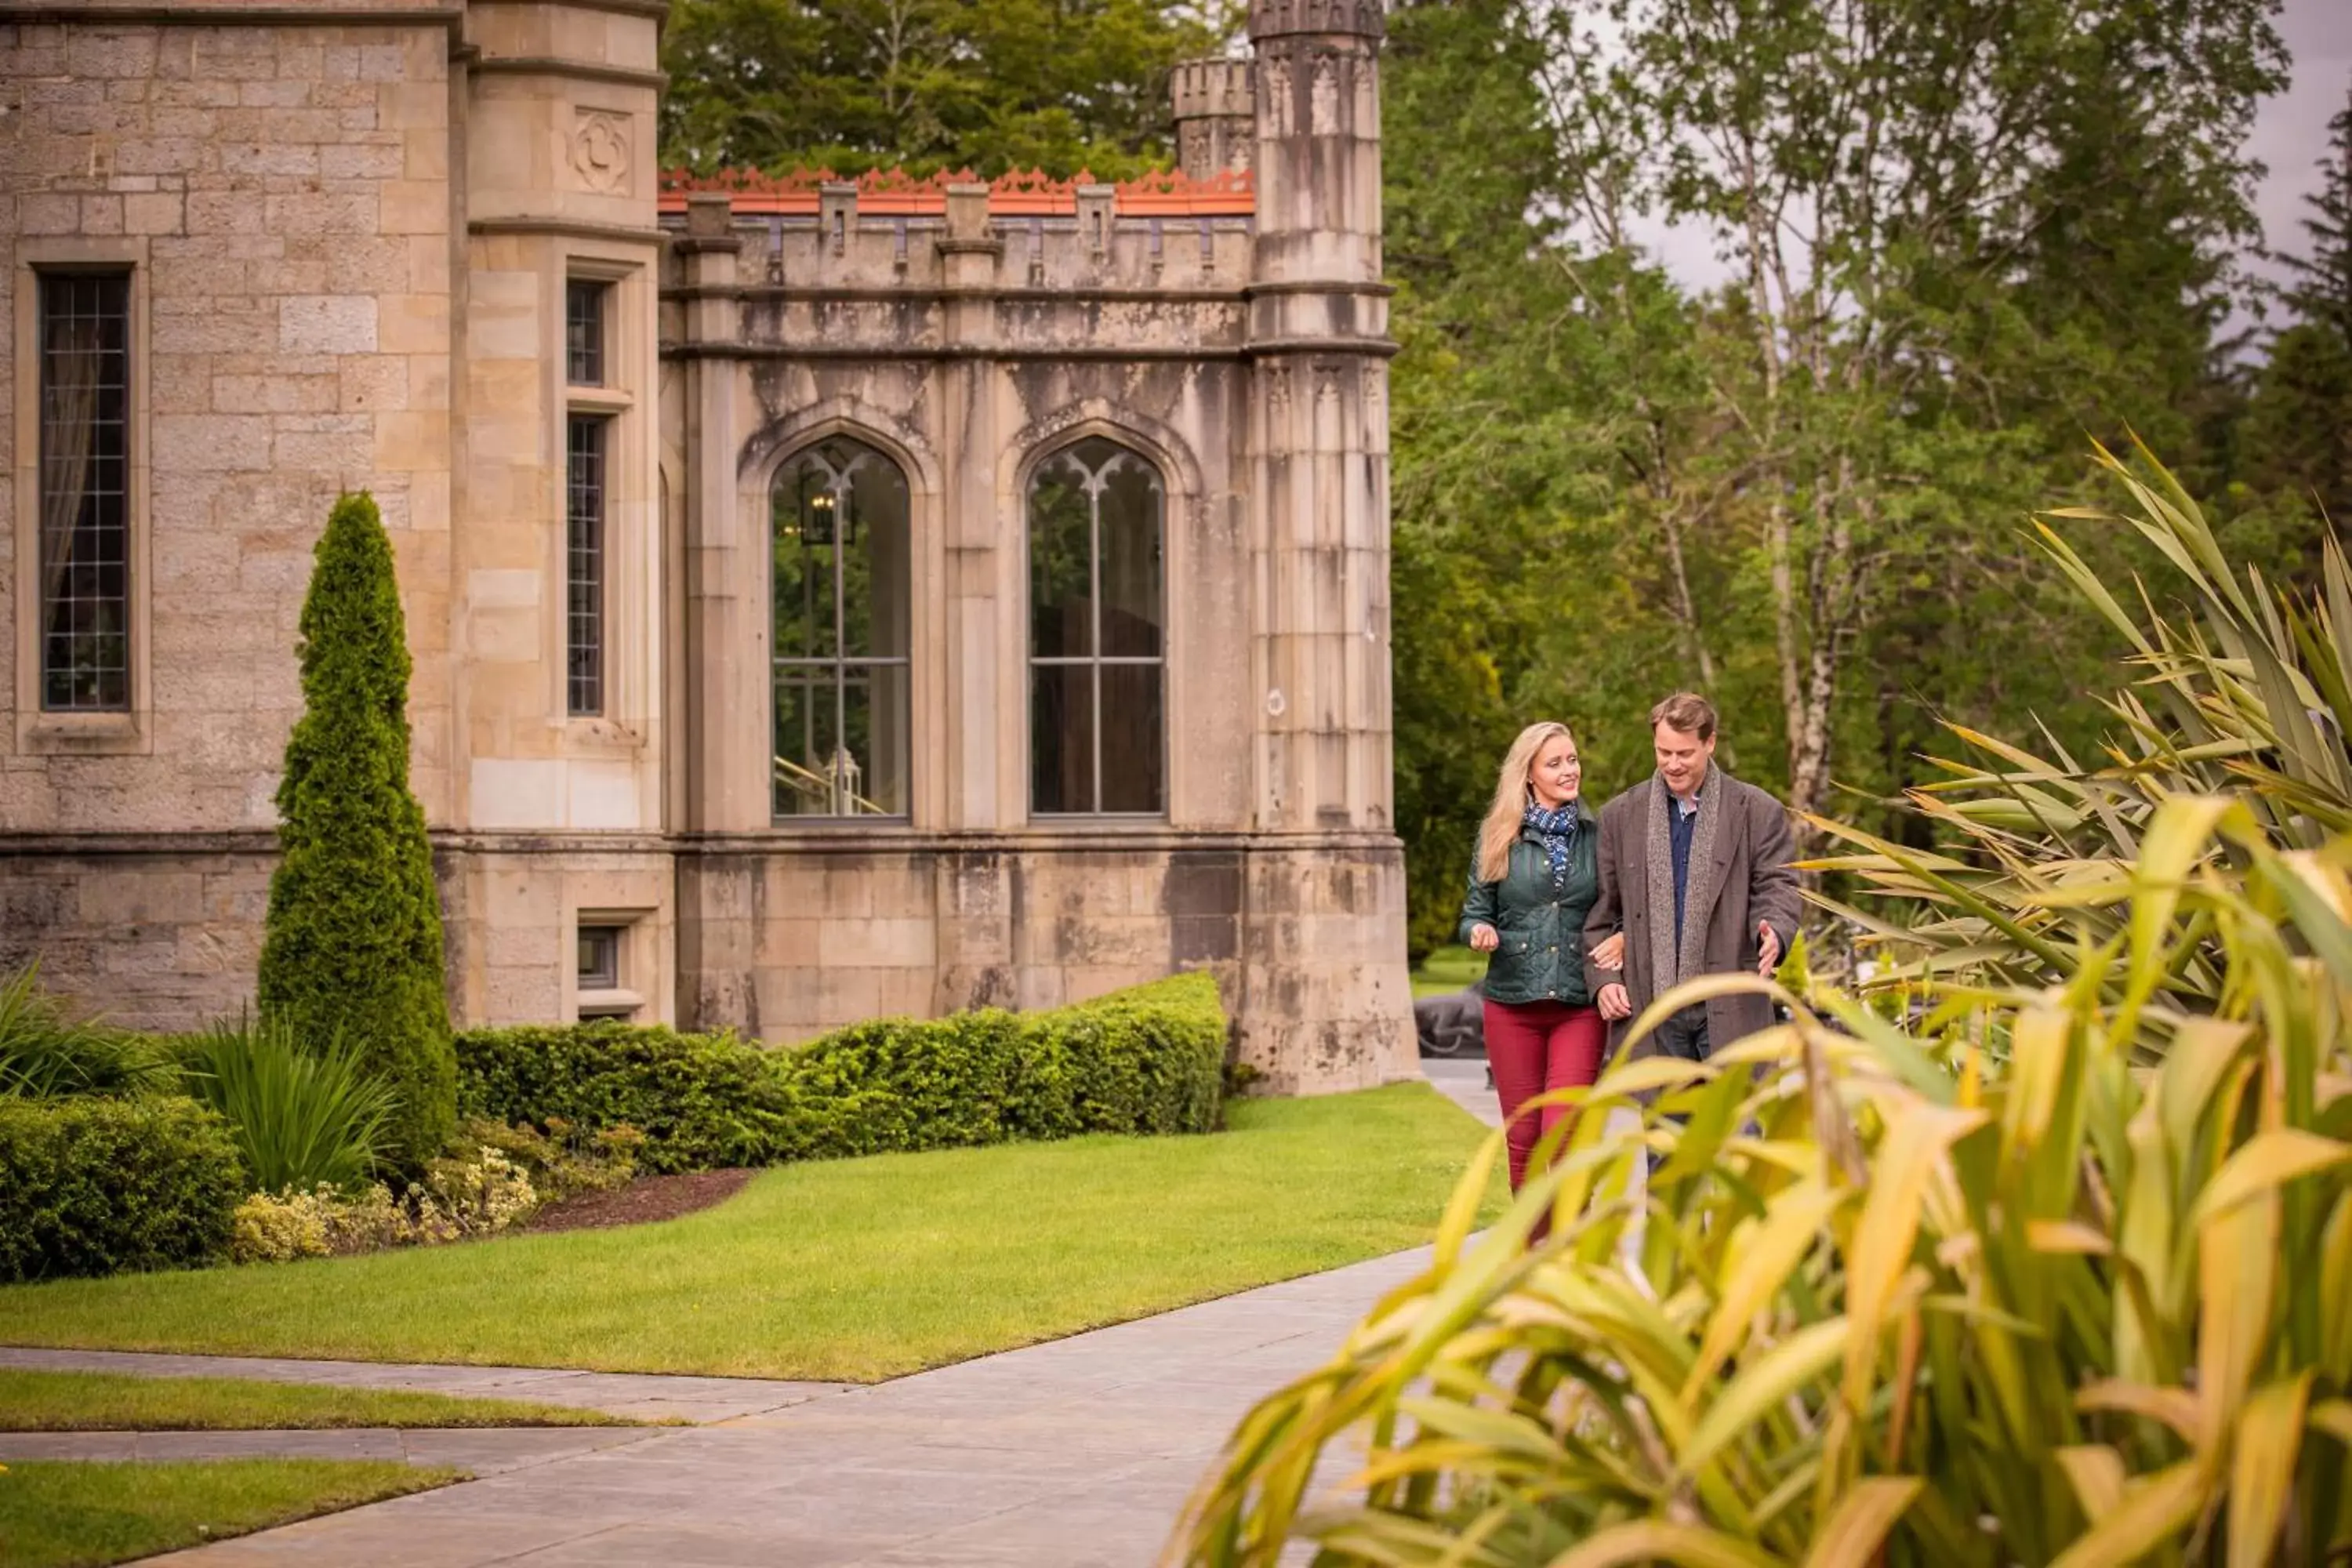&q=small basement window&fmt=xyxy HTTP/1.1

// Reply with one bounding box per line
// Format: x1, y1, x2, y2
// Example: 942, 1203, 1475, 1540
577, 924, 621, 990
576, 922, 640, 1020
